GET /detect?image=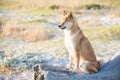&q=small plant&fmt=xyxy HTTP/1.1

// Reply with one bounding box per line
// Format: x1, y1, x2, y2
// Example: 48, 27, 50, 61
49, 4, 59, 10
85, 4, 103, 10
